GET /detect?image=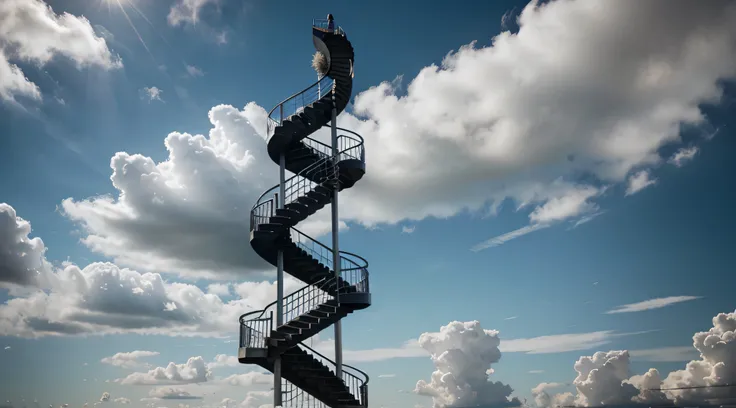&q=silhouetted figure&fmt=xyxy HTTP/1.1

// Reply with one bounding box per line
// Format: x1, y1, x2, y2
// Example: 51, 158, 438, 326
327, 14, 334, 32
